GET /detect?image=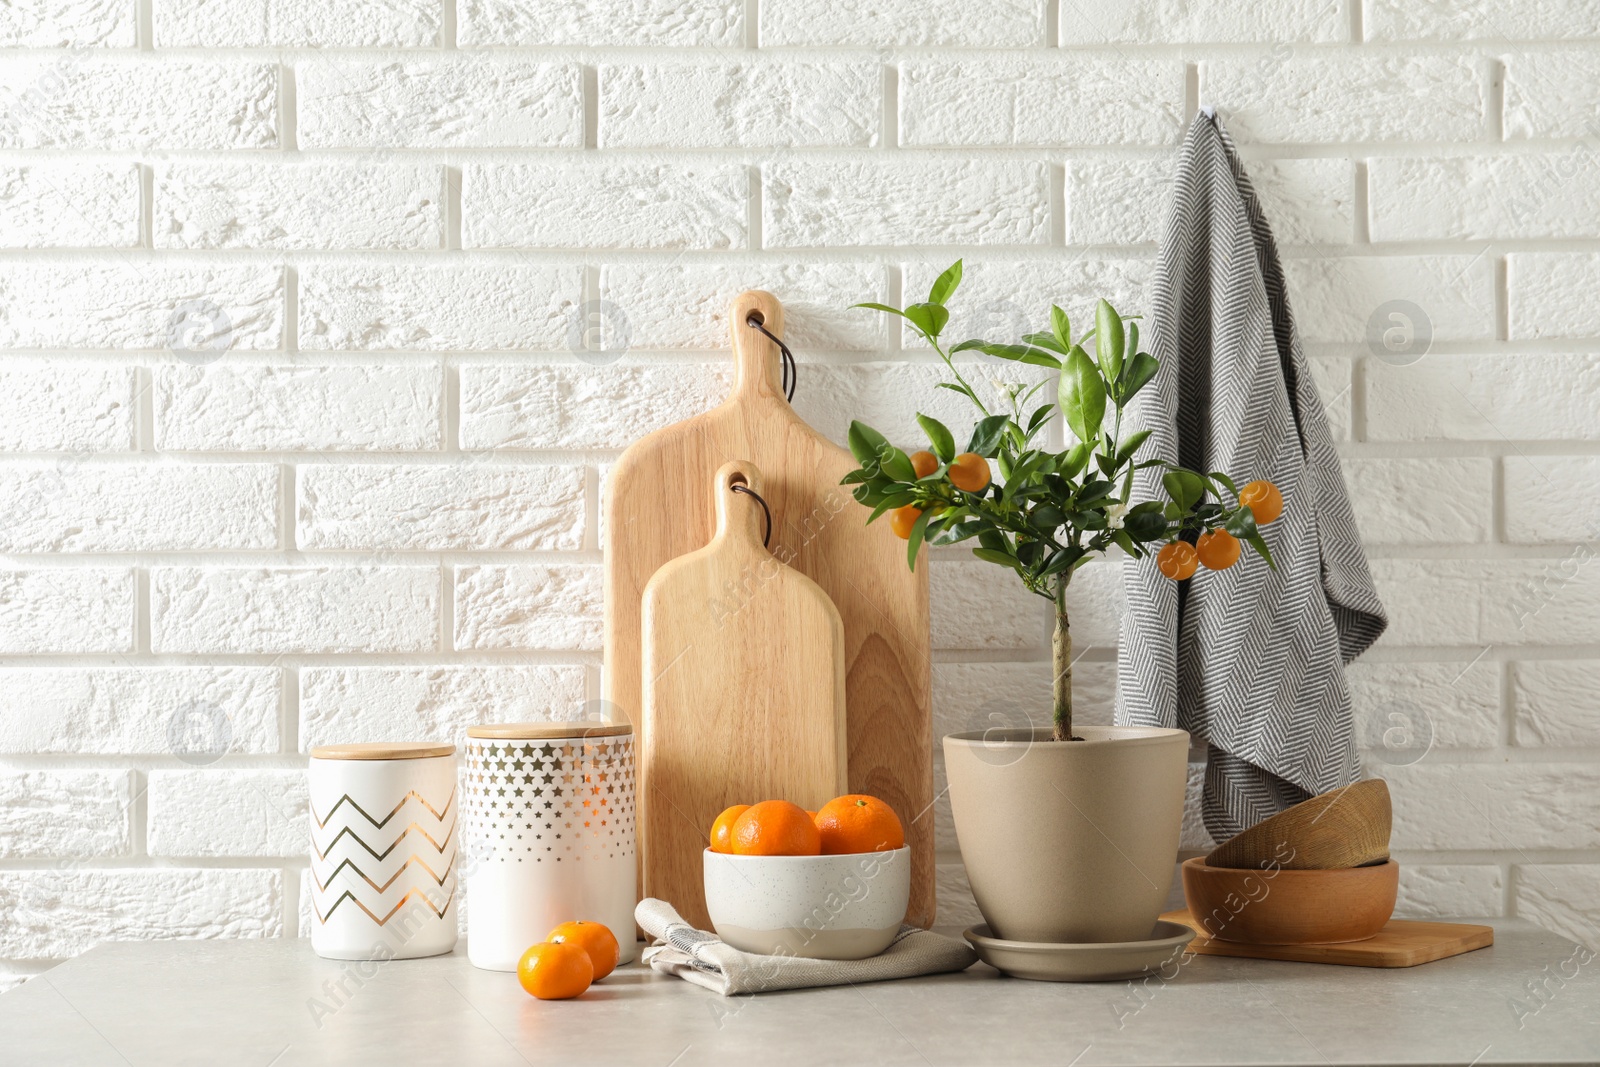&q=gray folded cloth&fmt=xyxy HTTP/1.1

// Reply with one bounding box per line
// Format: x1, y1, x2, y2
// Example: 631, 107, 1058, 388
634, 898, 977, 995
1117, 109, 1389, 843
